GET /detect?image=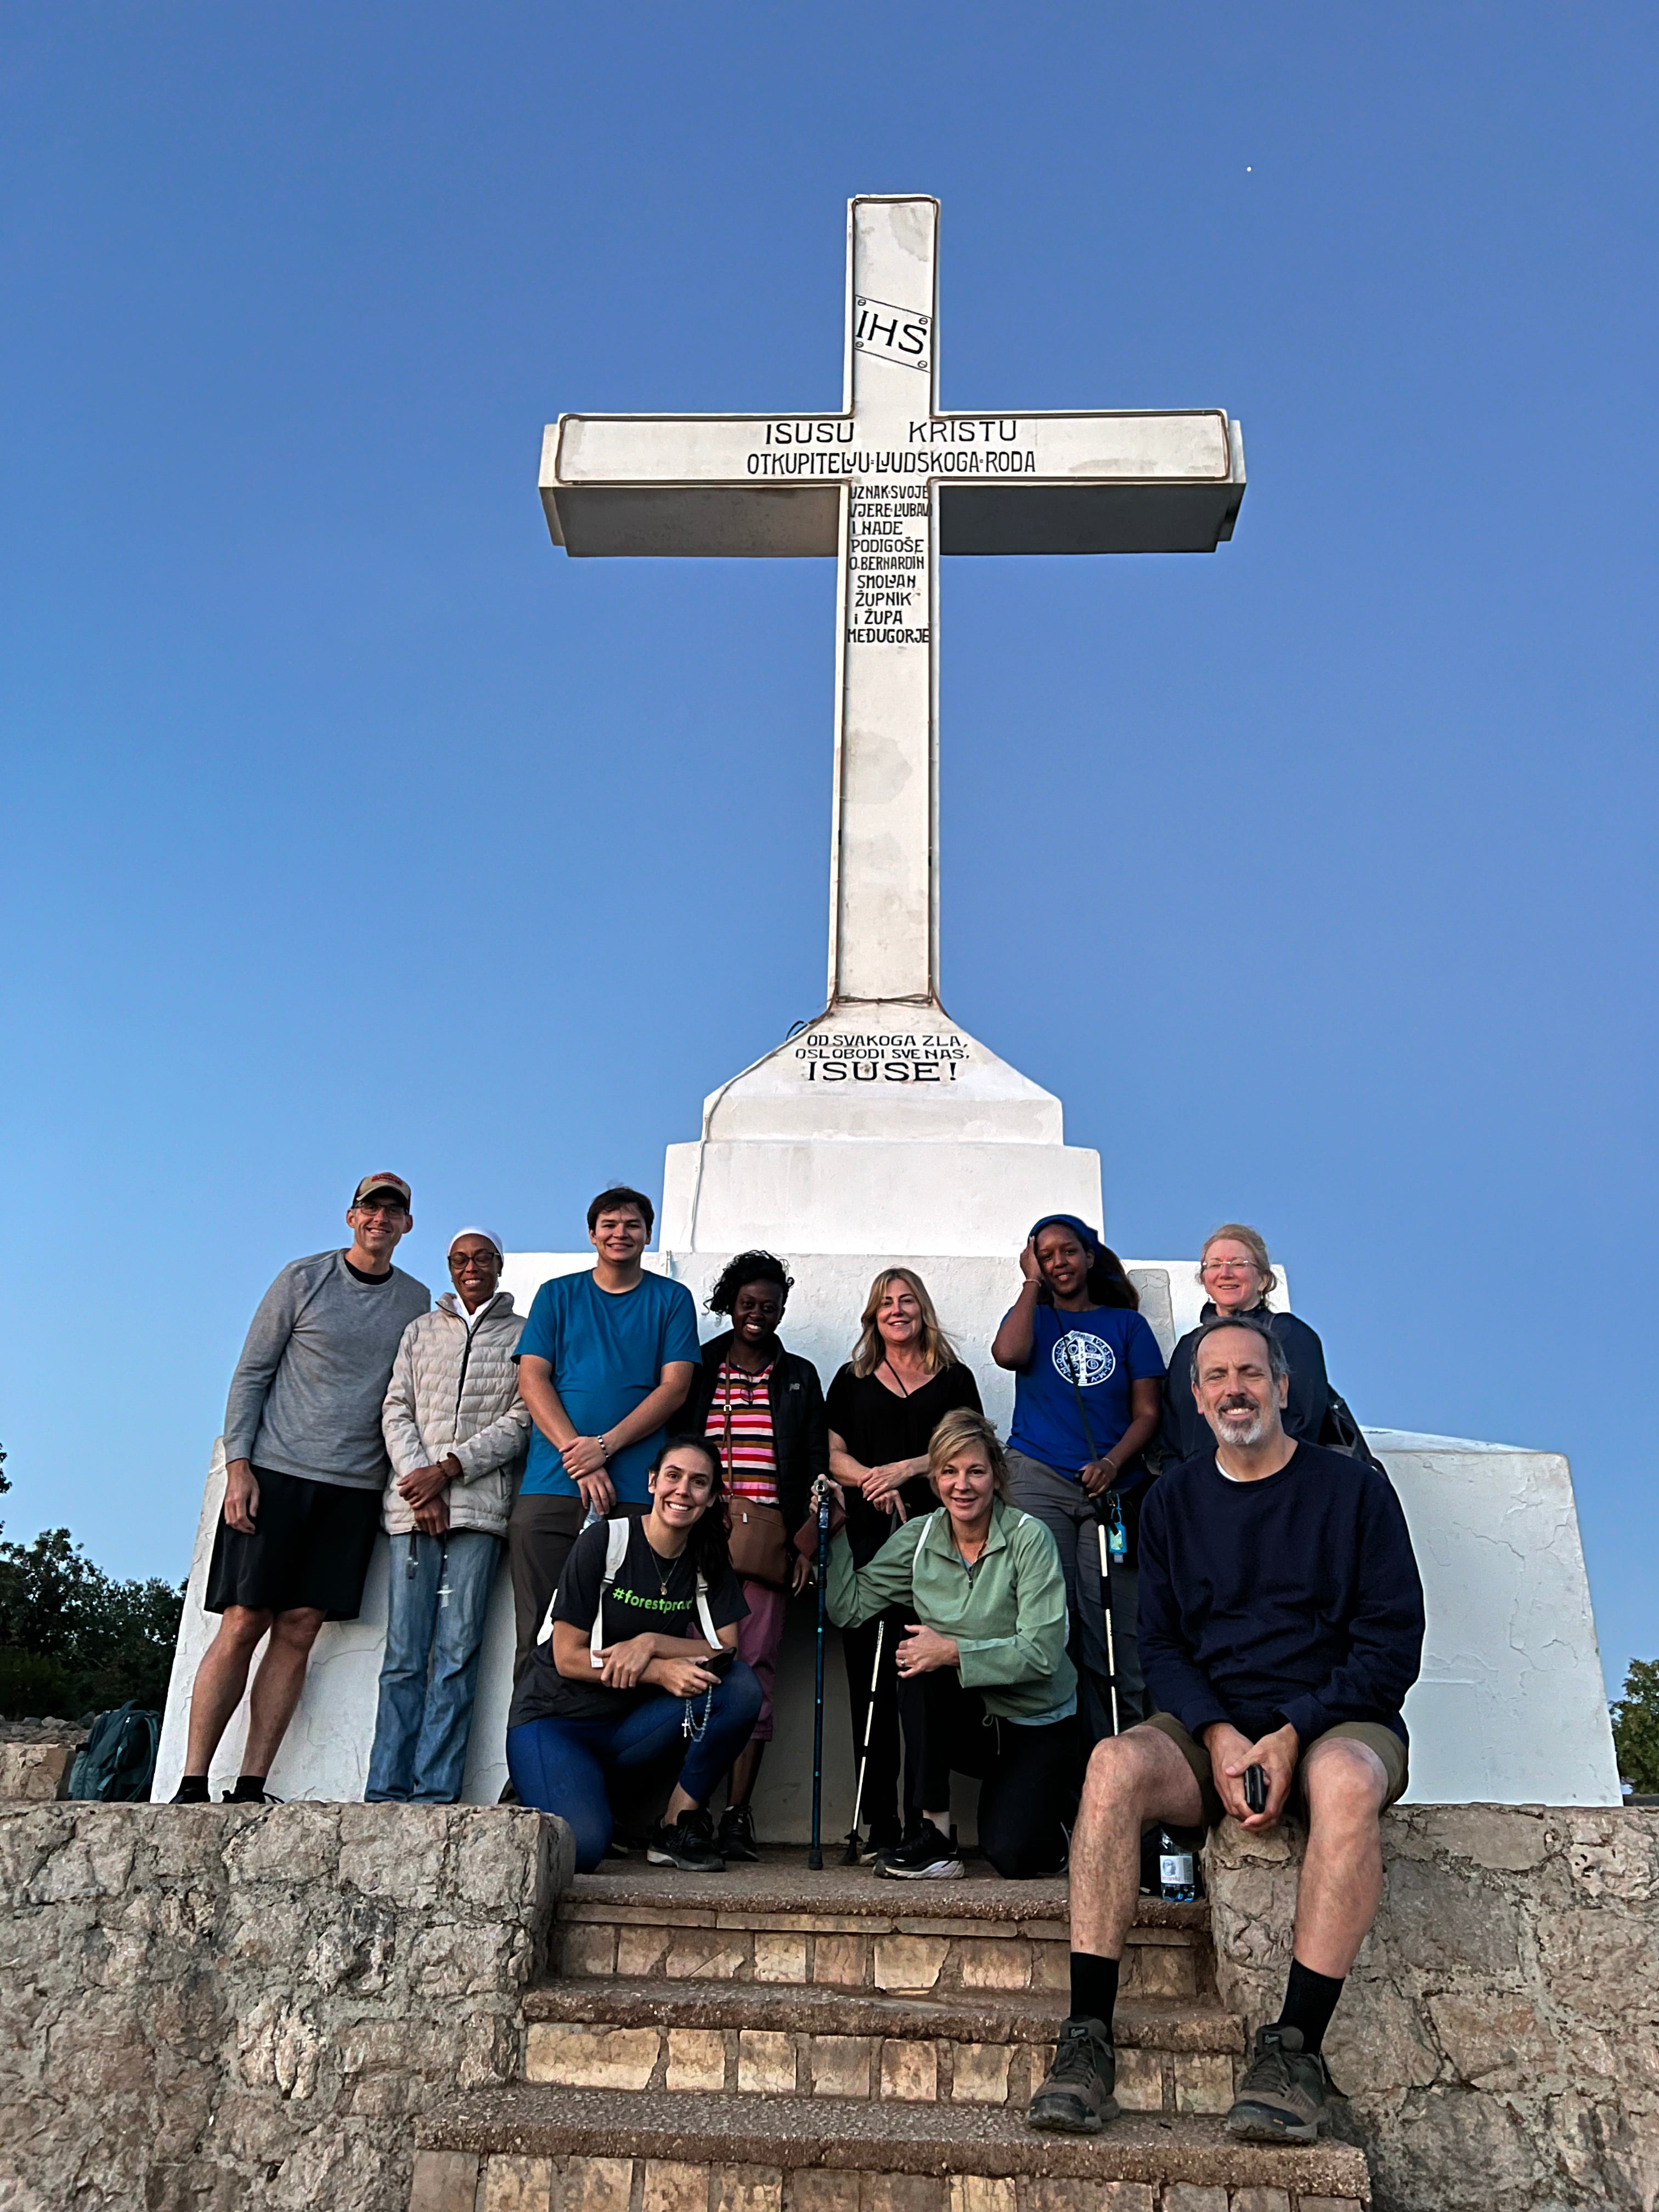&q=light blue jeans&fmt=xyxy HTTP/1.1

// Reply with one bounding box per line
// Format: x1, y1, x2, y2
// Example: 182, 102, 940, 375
366, 1528, 501, 1802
